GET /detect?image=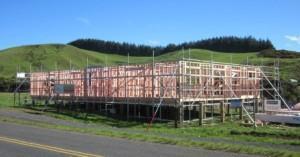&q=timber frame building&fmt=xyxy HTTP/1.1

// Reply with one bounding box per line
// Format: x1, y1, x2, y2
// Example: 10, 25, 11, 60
29, 59, 280, 126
